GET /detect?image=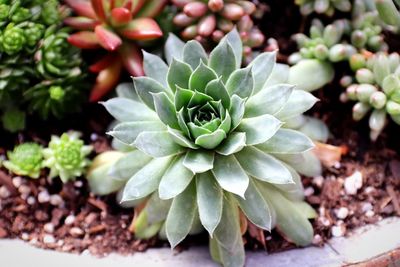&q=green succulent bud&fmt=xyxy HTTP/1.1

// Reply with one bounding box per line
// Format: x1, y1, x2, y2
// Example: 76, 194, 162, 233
369, 109, 386, 134
11, 7, 30, 23
369, 91, 387, 109
43, 132, 93, 183
356, 68, 375, 84
3, 143, 44, 179
382, 74, 400, 96
0, 24, 26, 55
313, 44, 329, 60
351, 30, 367, 48
340, 75, 353, 87
391, 89, 400, 103
386, 100, 400, 115
323, 24, 342, 47
102, 30, 319, 267
353, 102, 371, 120
329, 44, 349, 62
40, 0, 60, 25
346, 84, 359, 100
1, 108, 25, 132
24, 23, 45, 47
0, 4, 10, 20
350, 53, 366, 71
356, 84, 378, 102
